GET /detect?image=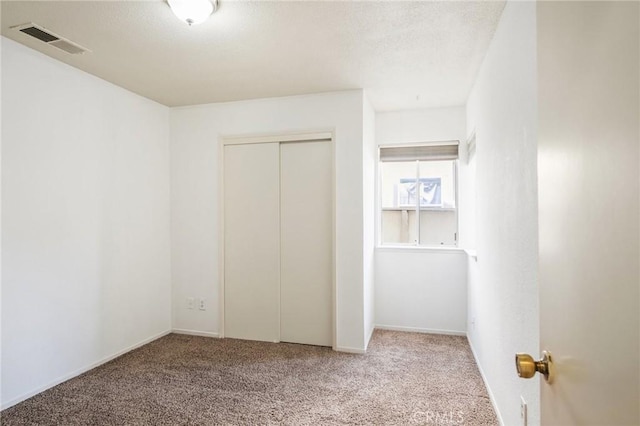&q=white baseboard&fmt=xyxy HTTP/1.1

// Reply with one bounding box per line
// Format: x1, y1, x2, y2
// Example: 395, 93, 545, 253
375, 324, 467, 336
467, 336, 504, 426
1, 329, 171, 410
364, 325, 375, 350
171, 328, 220, 338
333, 346, 366, 354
